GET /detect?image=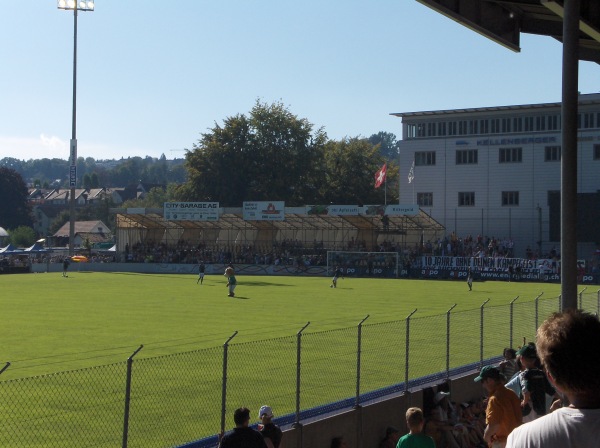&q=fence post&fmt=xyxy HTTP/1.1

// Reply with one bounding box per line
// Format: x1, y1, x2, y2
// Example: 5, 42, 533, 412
534, 292, 543, 331
122, 345, 143, 448
479, 299, 490, 368
578, 287, 587, 310
293, 322, 310, 429
446, 304, 457, 379
355, 315, 369, 408
220, 331, 238, 437
509, 296, 519, 349
560, 294, 563, 312
405, 309, 417, 393
0, 362, 10, 376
